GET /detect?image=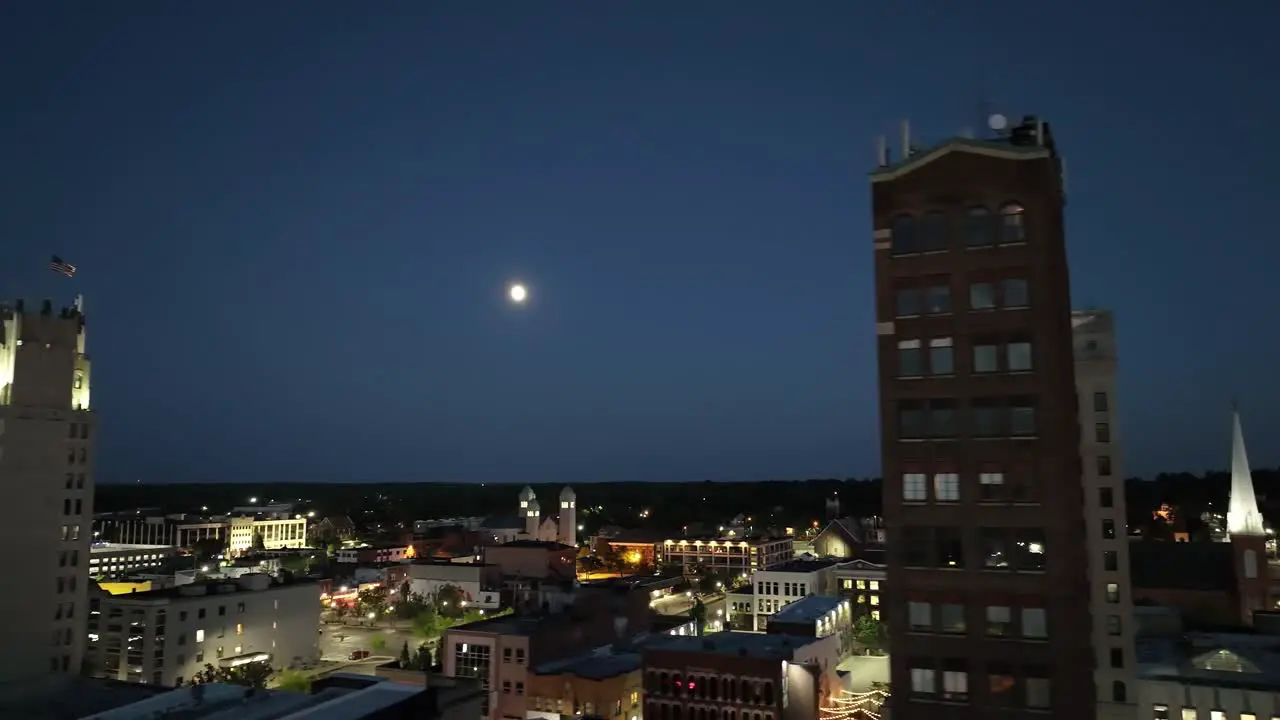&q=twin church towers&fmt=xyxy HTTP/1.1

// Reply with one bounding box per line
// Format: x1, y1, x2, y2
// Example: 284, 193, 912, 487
518, 485, 577, 547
